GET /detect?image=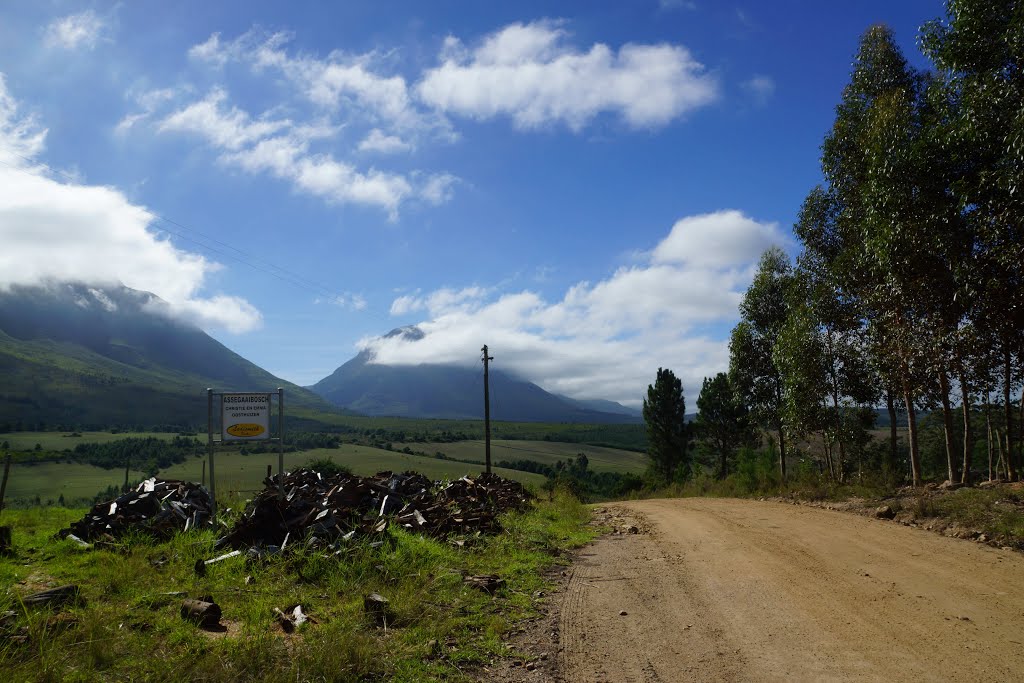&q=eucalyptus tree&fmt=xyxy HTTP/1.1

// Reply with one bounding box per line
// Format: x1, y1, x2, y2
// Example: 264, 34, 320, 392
786, 189, 880, 482
818, 24, 943, 485
921, 0, 1024, 480
777, 276, 879, 483
729, 247, 793, 481
774, 295, 832, 476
